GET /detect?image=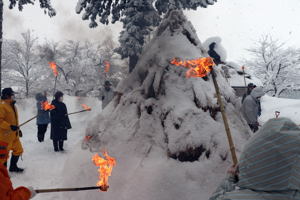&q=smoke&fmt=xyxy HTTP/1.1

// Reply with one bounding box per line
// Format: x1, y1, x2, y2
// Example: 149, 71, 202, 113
53, 0, 122, 43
